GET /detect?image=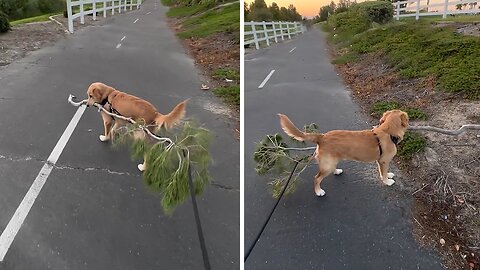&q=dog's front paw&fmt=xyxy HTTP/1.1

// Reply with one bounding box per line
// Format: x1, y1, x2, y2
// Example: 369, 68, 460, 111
387, 172, 395, 179
383, 178, 395, 186
315, 188, 326, 197
99, 135, 110, 142
137, 164, 145, 172
334, 169, 343, 175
